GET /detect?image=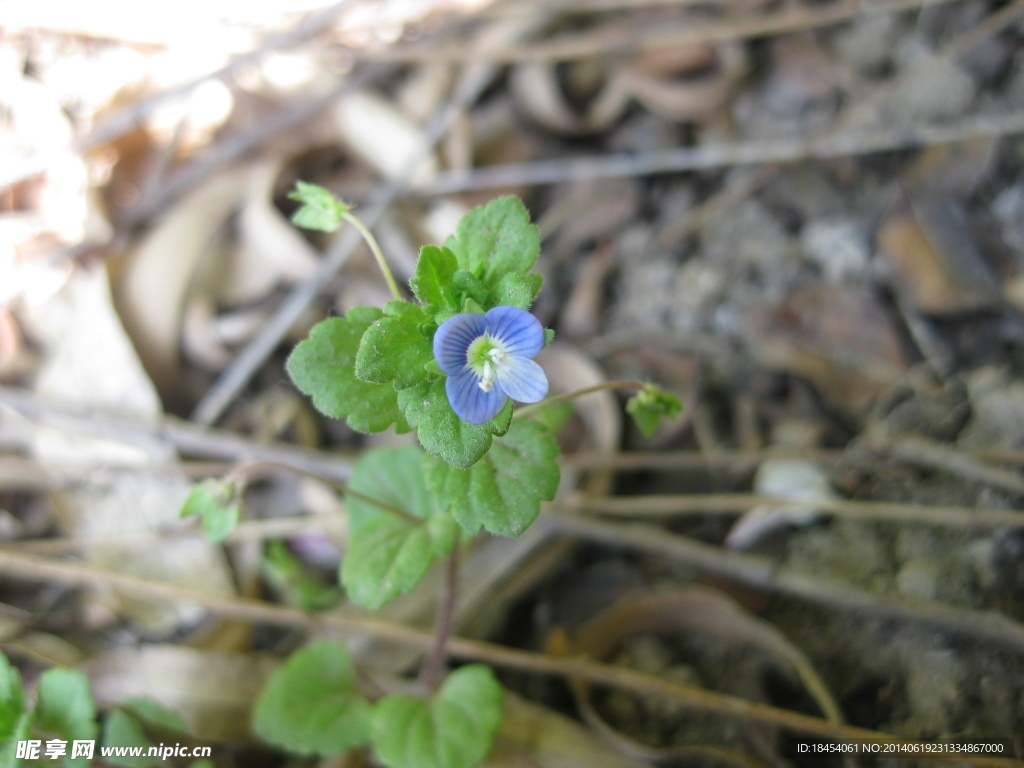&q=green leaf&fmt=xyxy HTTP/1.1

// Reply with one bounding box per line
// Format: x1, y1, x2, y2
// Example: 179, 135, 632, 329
288, 180, 348, 232
262, 542, 341, 611
342, 447, 457, 609
488, 272, 542, 311
626, 385, 683, 437
101, 710, 157, 768
410, 246, 459, 313
287, 308, 410, 434
371, 665, 503, 768
424, 420, 560, 537
446, 197, 539, 283
179, 479, 241, 543
35, 668, 98, 768
398, 381, 512, 468
346, 446, 437, 526
544, 328, 555, 347
253, 640, 371, 756
354, 302, 436, 389
0, 709, 32, 768
0, 652, 25, 742
343, 511, 458, 609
